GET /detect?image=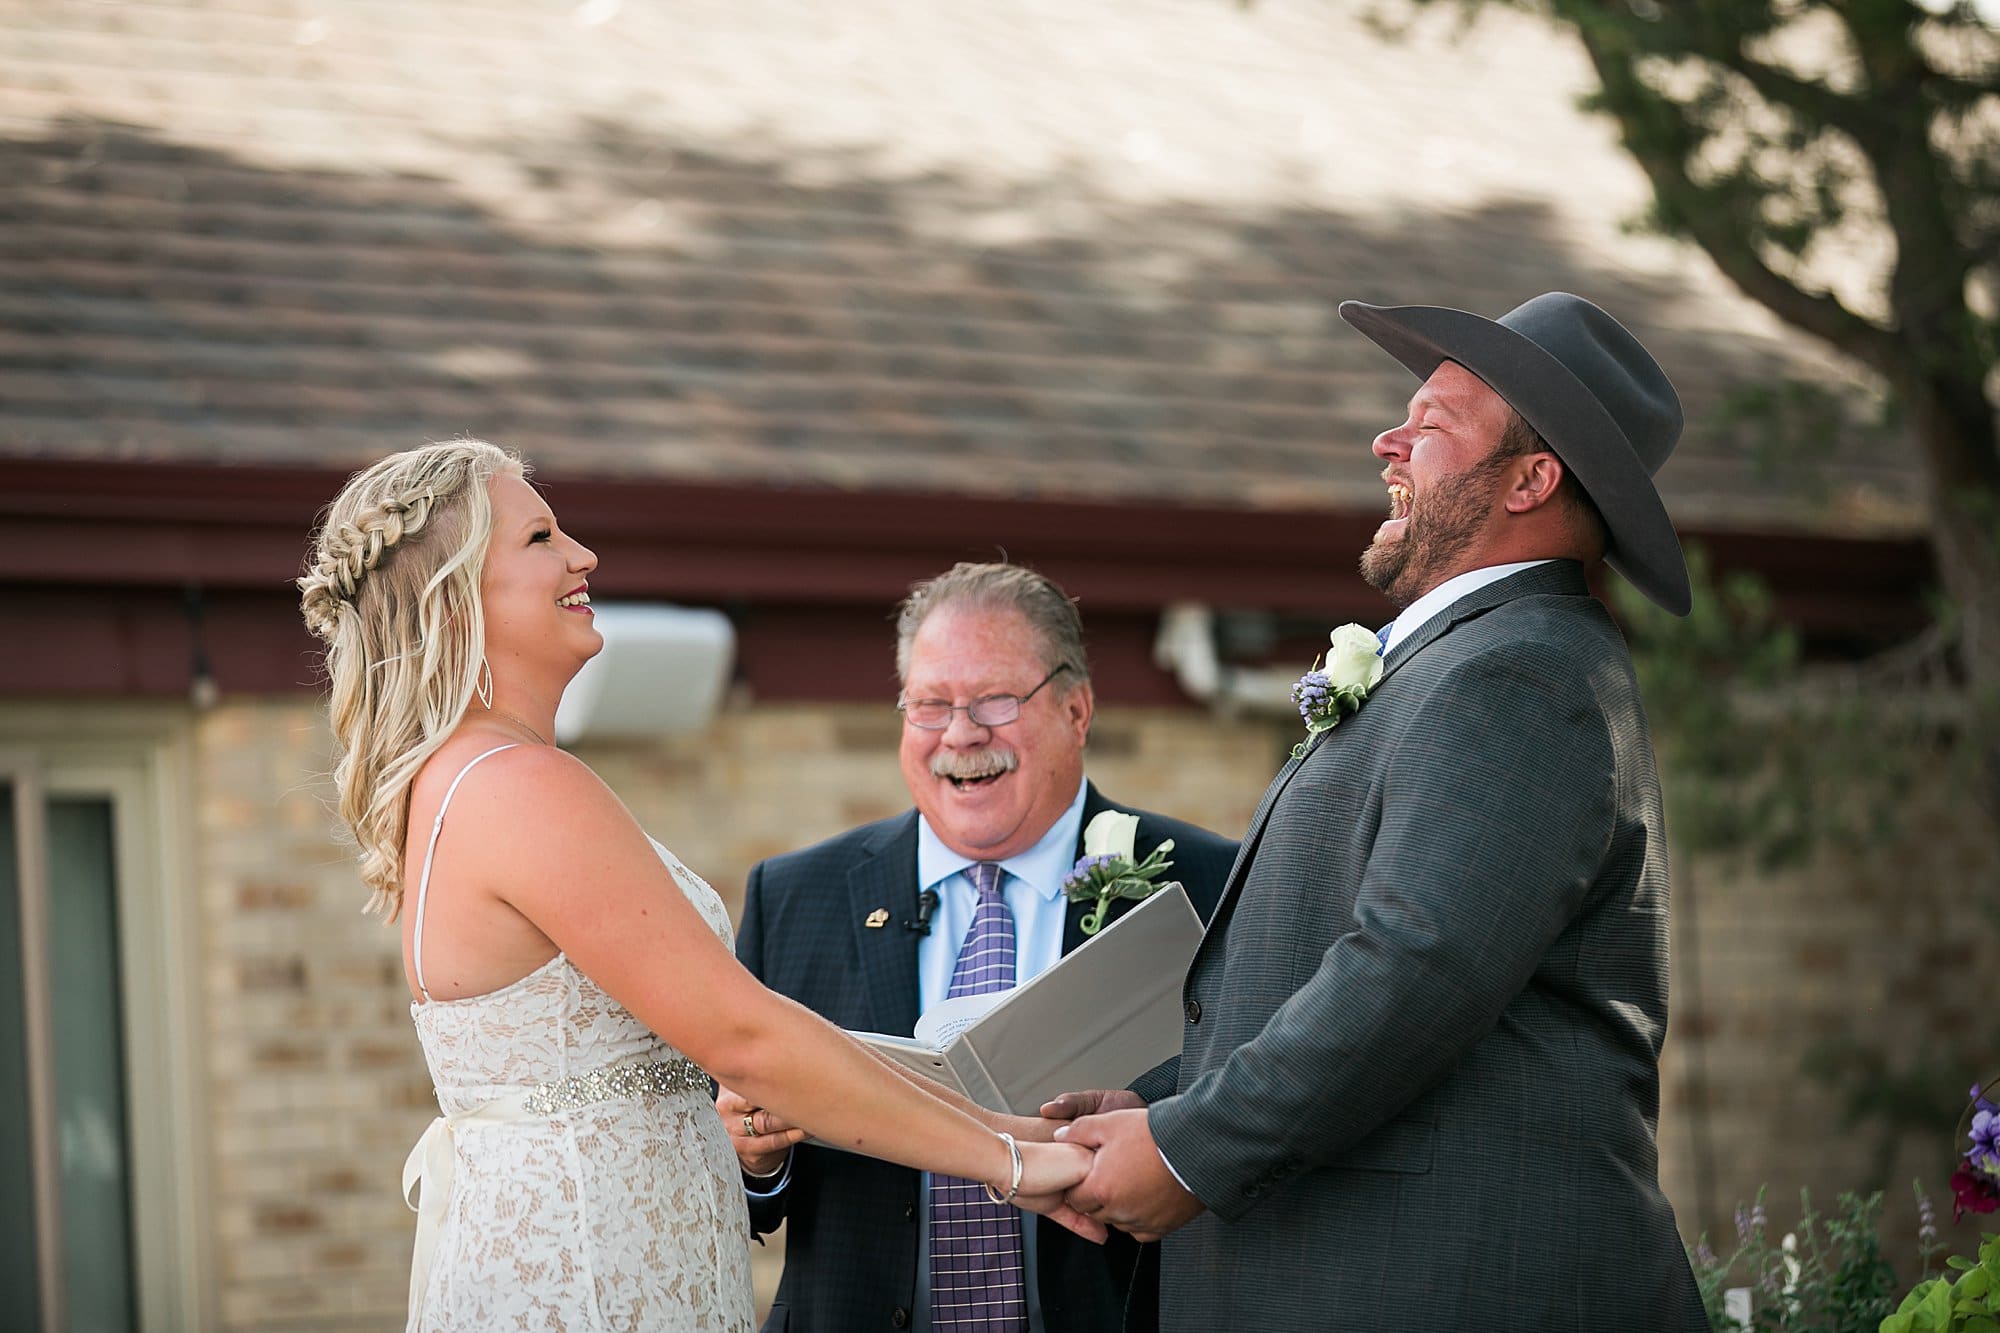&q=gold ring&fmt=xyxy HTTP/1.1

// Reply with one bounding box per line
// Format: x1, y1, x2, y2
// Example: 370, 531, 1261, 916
743, 1112, 757, 1138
